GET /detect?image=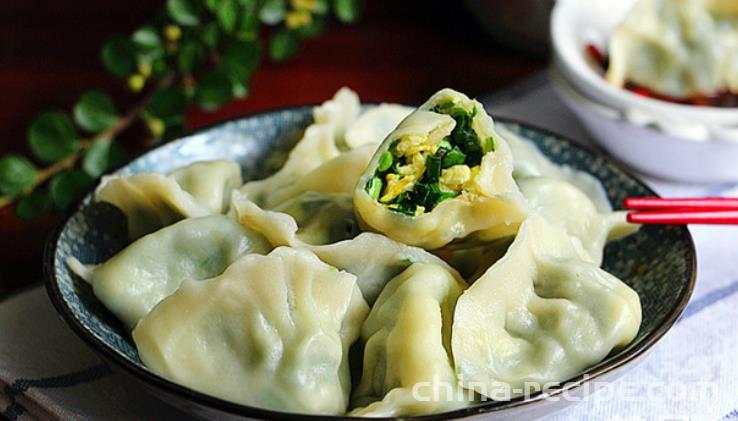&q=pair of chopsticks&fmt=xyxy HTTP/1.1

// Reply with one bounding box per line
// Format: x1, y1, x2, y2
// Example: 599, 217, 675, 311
625, 197, 738, 225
